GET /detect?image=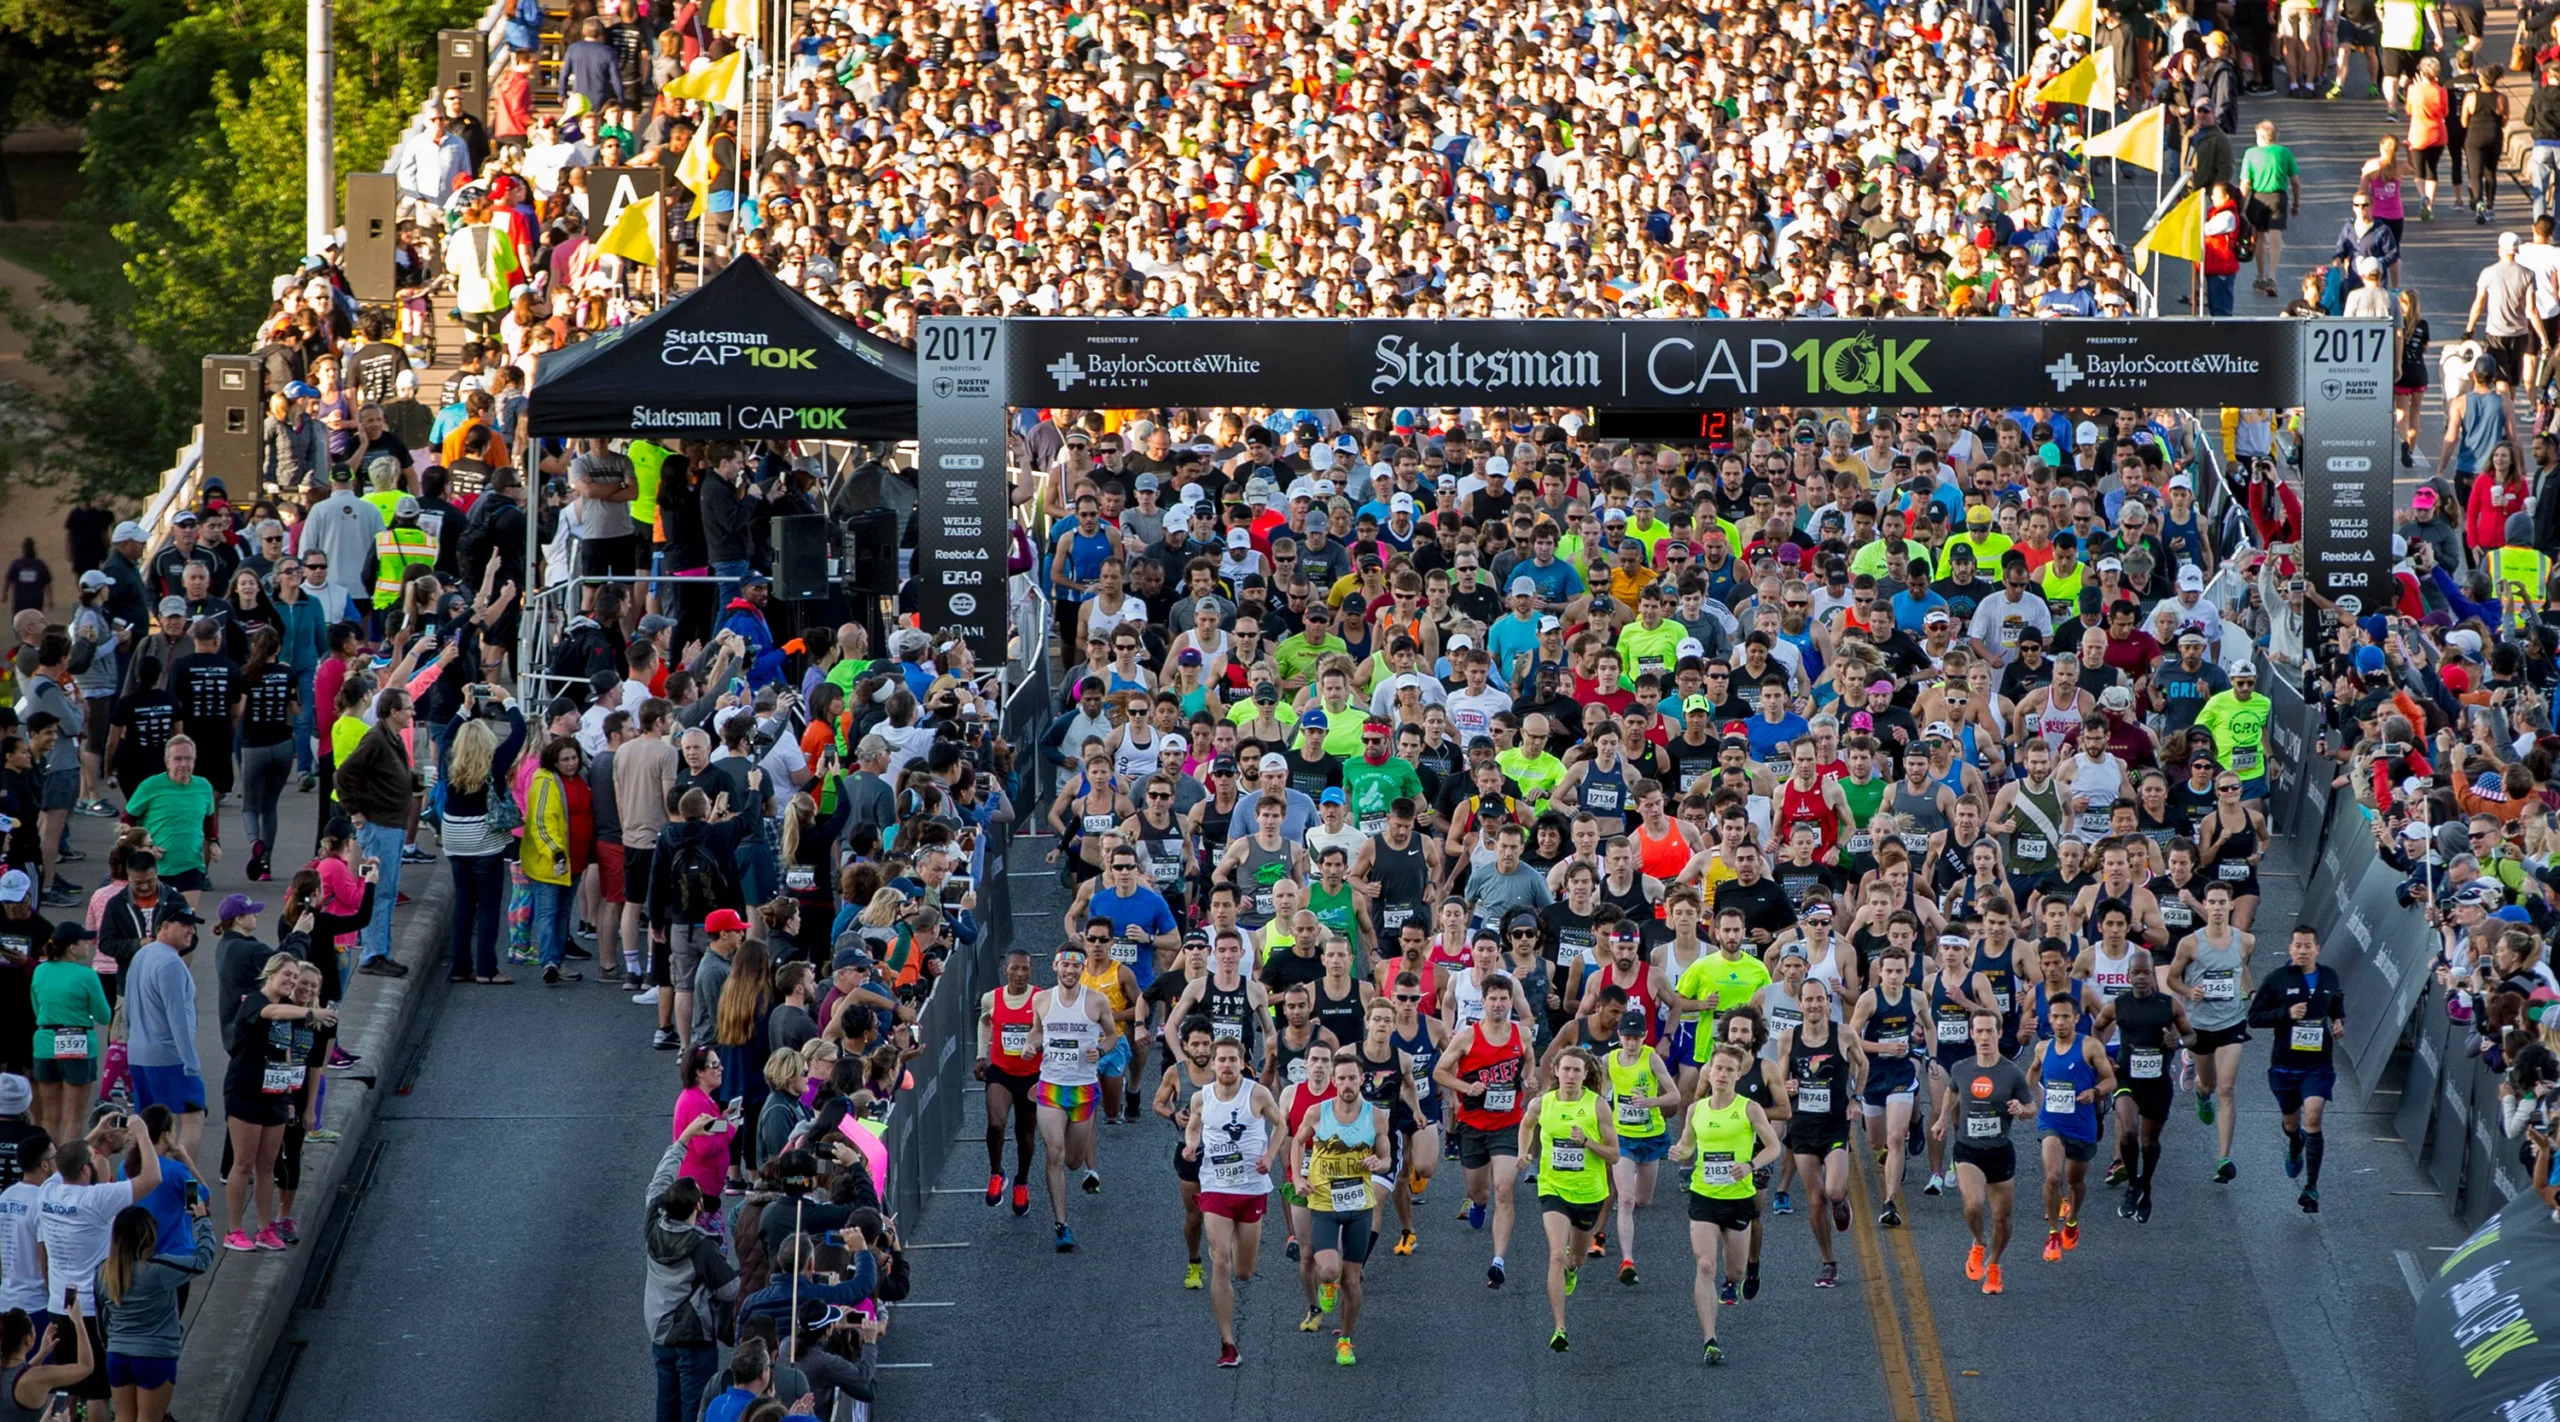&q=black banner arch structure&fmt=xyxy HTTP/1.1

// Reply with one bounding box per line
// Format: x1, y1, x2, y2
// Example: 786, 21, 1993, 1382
916, 315, 2387, 672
